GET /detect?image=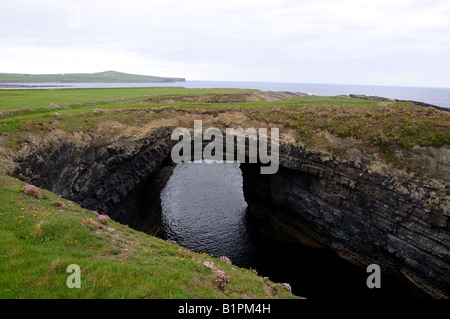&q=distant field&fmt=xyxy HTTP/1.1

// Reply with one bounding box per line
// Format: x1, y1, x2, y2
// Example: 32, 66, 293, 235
0, 86, 448, 153
0, 71, 185, 83
0, 87, 247, 110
